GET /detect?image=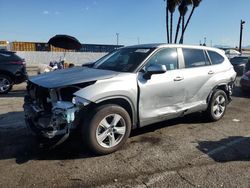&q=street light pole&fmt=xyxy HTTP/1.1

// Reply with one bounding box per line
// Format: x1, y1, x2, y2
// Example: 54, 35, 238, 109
239, 19, 245, 53
137, 37, 140, 45
116, 33, 119, 46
